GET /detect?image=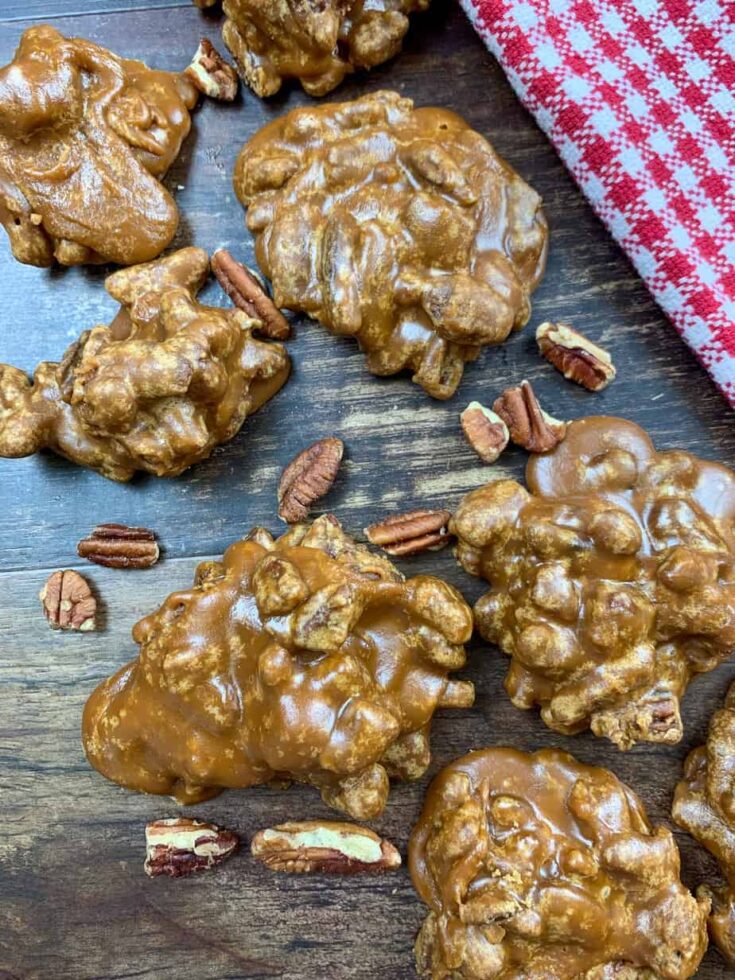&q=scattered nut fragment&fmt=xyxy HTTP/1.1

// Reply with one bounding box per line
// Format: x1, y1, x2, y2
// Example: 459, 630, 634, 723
184, 37, 238, 101
39, 570, 96, 631
251, 820, 401, 874
77, 524, 159, 569
144, 817, 238, 878
460, 401, 509, 463
364, 510, 452, 557
211, 248, 290, 340
278, 437, 344, 523
537, 321, 616, 391
493, 380, 566, 453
